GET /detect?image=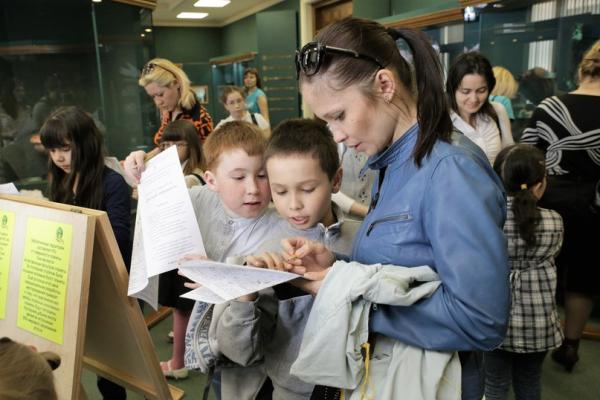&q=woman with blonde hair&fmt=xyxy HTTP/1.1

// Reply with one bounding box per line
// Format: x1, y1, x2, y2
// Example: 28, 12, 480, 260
139, 58, 213, 154
521, 39, 600, 373
490, 66, 518, 119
